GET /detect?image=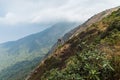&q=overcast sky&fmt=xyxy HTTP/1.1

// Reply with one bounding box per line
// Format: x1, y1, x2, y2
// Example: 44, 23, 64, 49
0, 0, 120, 43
